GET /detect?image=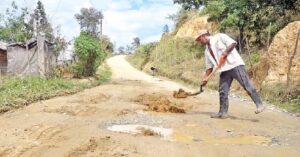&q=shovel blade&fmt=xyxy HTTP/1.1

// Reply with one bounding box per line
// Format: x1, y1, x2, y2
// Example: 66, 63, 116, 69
188, 85, 204, 96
